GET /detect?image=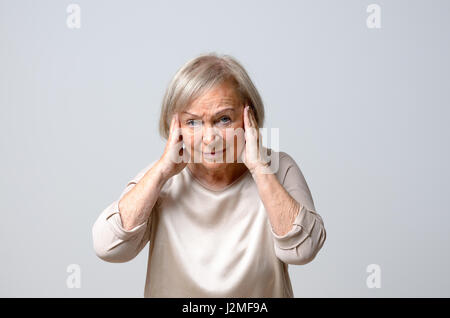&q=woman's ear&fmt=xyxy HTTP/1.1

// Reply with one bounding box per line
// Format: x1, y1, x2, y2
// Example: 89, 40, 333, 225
241, 103, 247, 129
